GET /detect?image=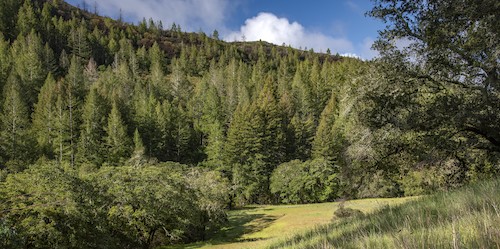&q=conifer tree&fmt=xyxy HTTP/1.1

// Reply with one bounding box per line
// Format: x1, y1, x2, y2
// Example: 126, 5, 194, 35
0, 74, 33, 171
11, 31, 47, 109
0, 0, 21, 40
77, 87, 108, 167
196, 81, 225, 168
32, 73, 57, 158
128, 128, 147, 167
68, 21, 91, 61
312, 92, 338, 160
256, 79, 286, 167
173, 104, 196, 163
15, 0, 38, 36
169, 58, 192, 106
0, 33, 11, 94
105, 100, 131, 166
52, 80, 72, 165
64, 55, 86, 167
